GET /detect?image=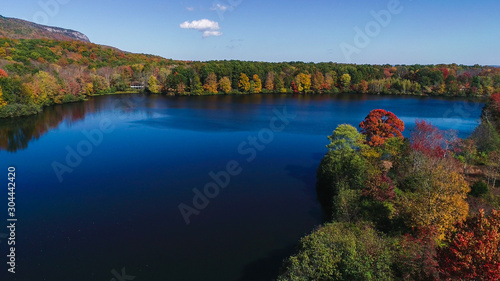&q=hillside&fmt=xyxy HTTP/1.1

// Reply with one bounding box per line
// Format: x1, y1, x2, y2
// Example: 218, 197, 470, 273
0, 15, 90, 42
